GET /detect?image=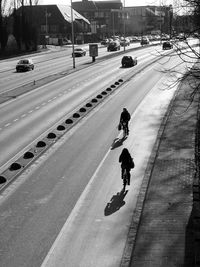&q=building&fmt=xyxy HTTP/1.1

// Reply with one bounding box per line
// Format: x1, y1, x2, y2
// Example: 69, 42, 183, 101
124, 5, 173, 36
73, 0, 174, 39
72, 0, 123, 41
16, 5, 90, 45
